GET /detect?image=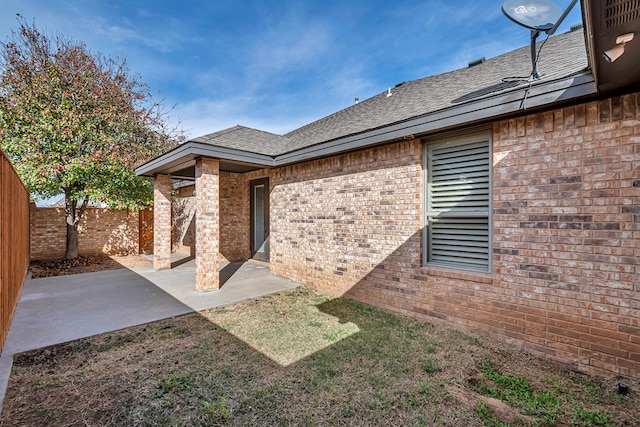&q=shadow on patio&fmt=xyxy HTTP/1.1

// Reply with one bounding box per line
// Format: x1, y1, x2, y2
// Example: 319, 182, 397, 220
0, 253, 299, 406
136, 253, 299, 312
